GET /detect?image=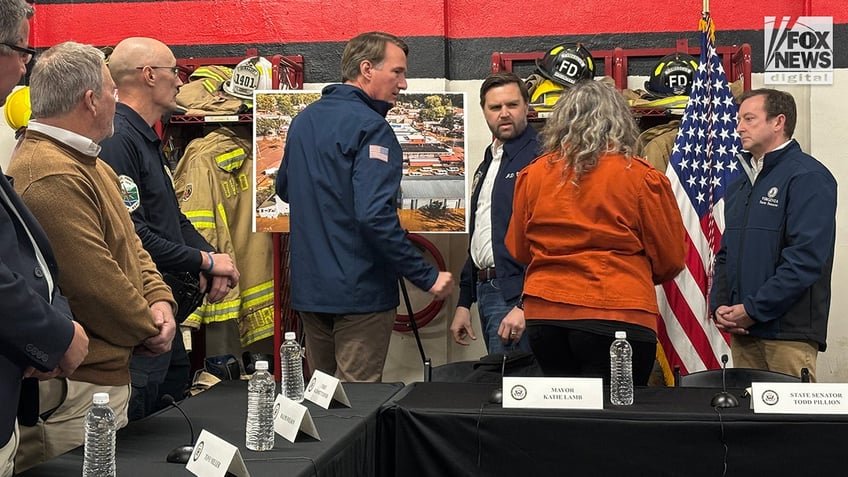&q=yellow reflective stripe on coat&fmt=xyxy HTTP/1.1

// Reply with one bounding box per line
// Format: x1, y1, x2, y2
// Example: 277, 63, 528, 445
185, 297, 241, 324
183, 209, 215, 229
240, 306, 274, 345
214, 148, 246, 172
241, 280, 274, 310
217, 203, 228, 228
190, 65, 232, 83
